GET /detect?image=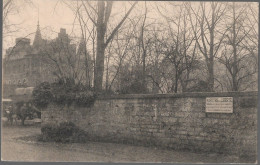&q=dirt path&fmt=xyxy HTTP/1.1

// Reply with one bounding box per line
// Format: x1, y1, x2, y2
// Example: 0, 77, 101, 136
1, 126, 244, 163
